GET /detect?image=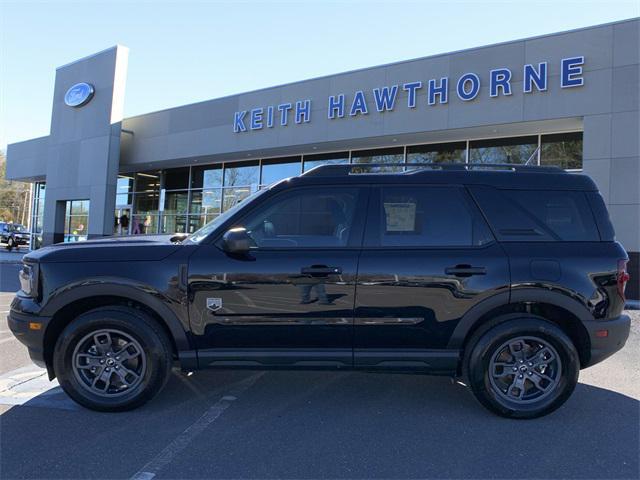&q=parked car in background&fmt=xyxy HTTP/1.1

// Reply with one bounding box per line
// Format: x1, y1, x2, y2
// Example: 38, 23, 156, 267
0, 222, 30, 251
